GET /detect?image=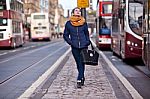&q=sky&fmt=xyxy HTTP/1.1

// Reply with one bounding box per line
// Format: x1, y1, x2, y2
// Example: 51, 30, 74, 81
58, 0, 97, 17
